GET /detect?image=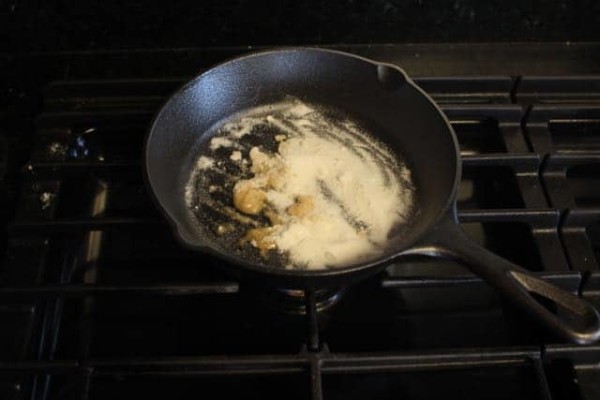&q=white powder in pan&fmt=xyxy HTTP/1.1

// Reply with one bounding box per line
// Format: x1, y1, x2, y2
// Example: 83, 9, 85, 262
271, 142, 406, 267
210, 137, 234, 150
227, 100, 413, 269
221, 116, 267, 139
196, 156, 215, 169
229, 150, 242, 161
